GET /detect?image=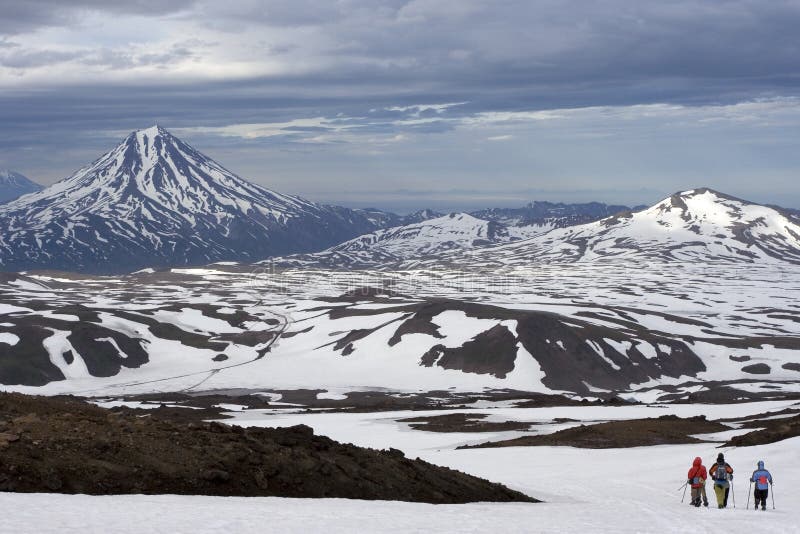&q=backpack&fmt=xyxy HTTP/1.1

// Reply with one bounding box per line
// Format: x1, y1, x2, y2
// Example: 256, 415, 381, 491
715, 464, 728, 481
